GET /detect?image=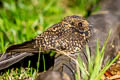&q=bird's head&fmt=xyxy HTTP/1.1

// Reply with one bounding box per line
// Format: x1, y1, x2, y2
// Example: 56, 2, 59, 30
62, 15, 91, 32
